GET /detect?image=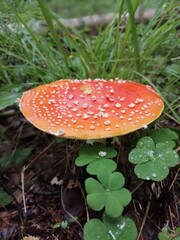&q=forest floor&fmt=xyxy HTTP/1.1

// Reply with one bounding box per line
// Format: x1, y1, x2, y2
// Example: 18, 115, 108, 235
0, 106, 179, 240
